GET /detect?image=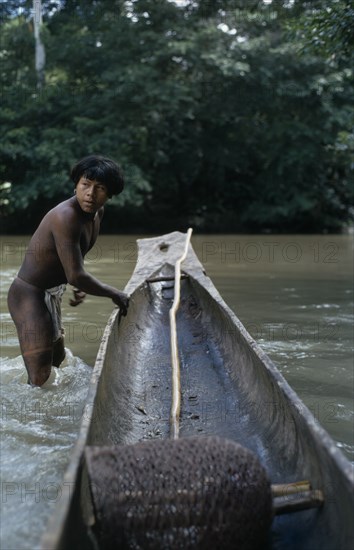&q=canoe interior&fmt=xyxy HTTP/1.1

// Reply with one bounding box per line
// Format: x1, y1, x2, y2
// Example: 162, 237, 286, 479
90, 268, 298, 468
